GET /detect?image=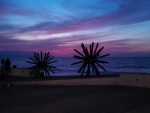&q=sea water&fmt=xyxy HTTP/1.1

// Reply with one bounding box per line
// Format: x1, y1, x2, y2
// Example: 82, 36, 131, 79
0, 57, 150, 76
